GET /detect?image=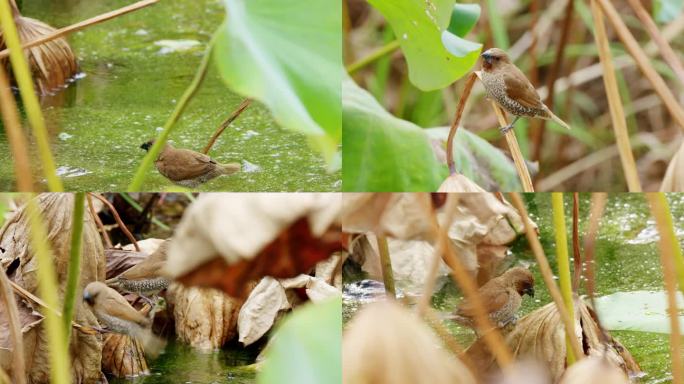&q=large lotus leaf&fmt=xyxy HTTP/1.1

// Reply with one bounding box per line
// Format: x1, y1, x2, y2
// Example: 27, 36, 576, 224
447, 3, 481, 37
594, 290, 684, 334
367, 0, 481, 90
426, 127, 523, 191
258, 298, 341, 384
214, 0, 341, 162
342, 78, 446, 192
